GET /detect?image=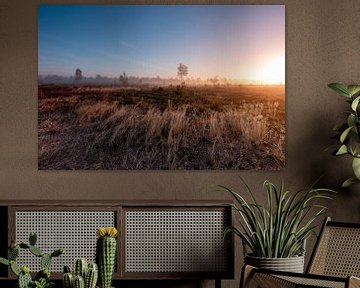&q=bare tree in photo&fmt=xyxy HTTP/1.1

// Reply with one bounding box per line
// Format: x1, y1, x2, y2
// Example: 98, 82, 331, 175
119, 72, 128, 86
177, 63, 188, 86
74, 68, 82, 83
210, 75, 219, 86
